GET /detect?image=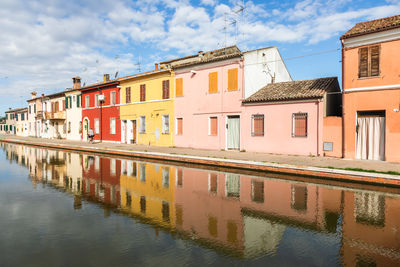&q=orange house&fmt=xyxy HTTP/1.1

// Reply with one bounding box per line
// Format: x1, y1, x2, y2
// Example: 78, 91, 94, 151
341, 15, 400, 162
